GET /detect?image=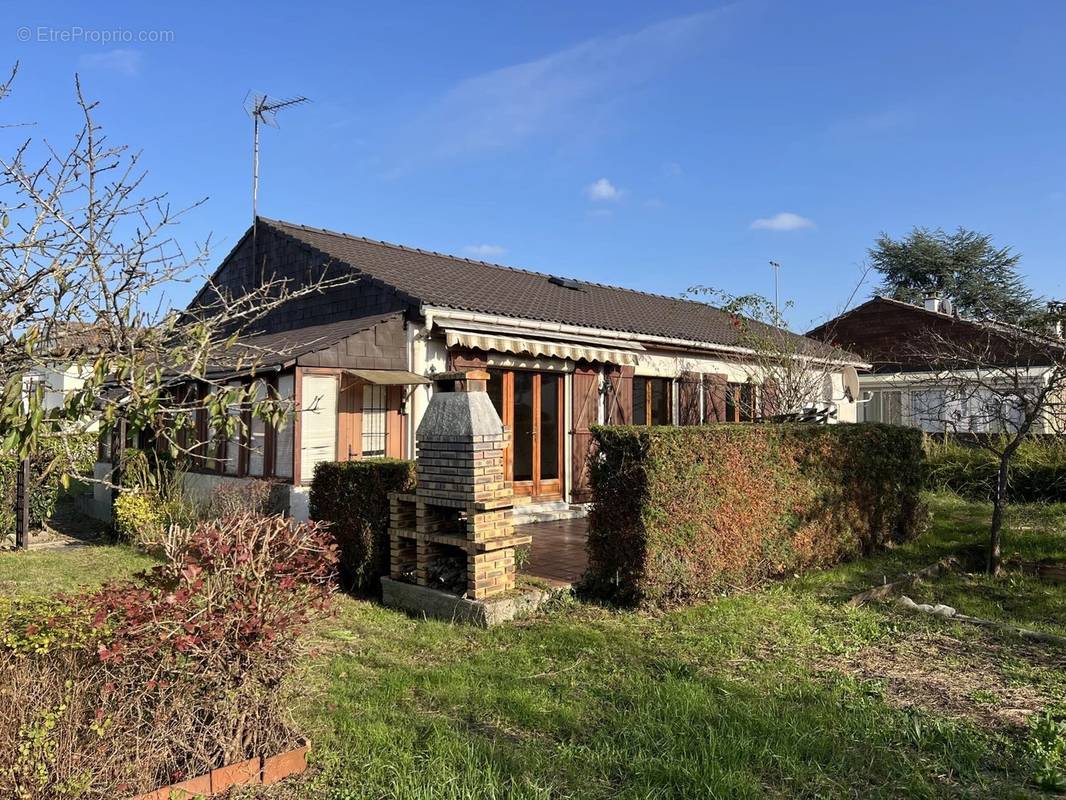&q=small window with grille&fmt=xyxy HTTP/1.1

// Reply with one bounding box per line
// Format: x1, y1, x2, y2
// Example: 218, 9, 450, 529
361, 385, 388, 458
